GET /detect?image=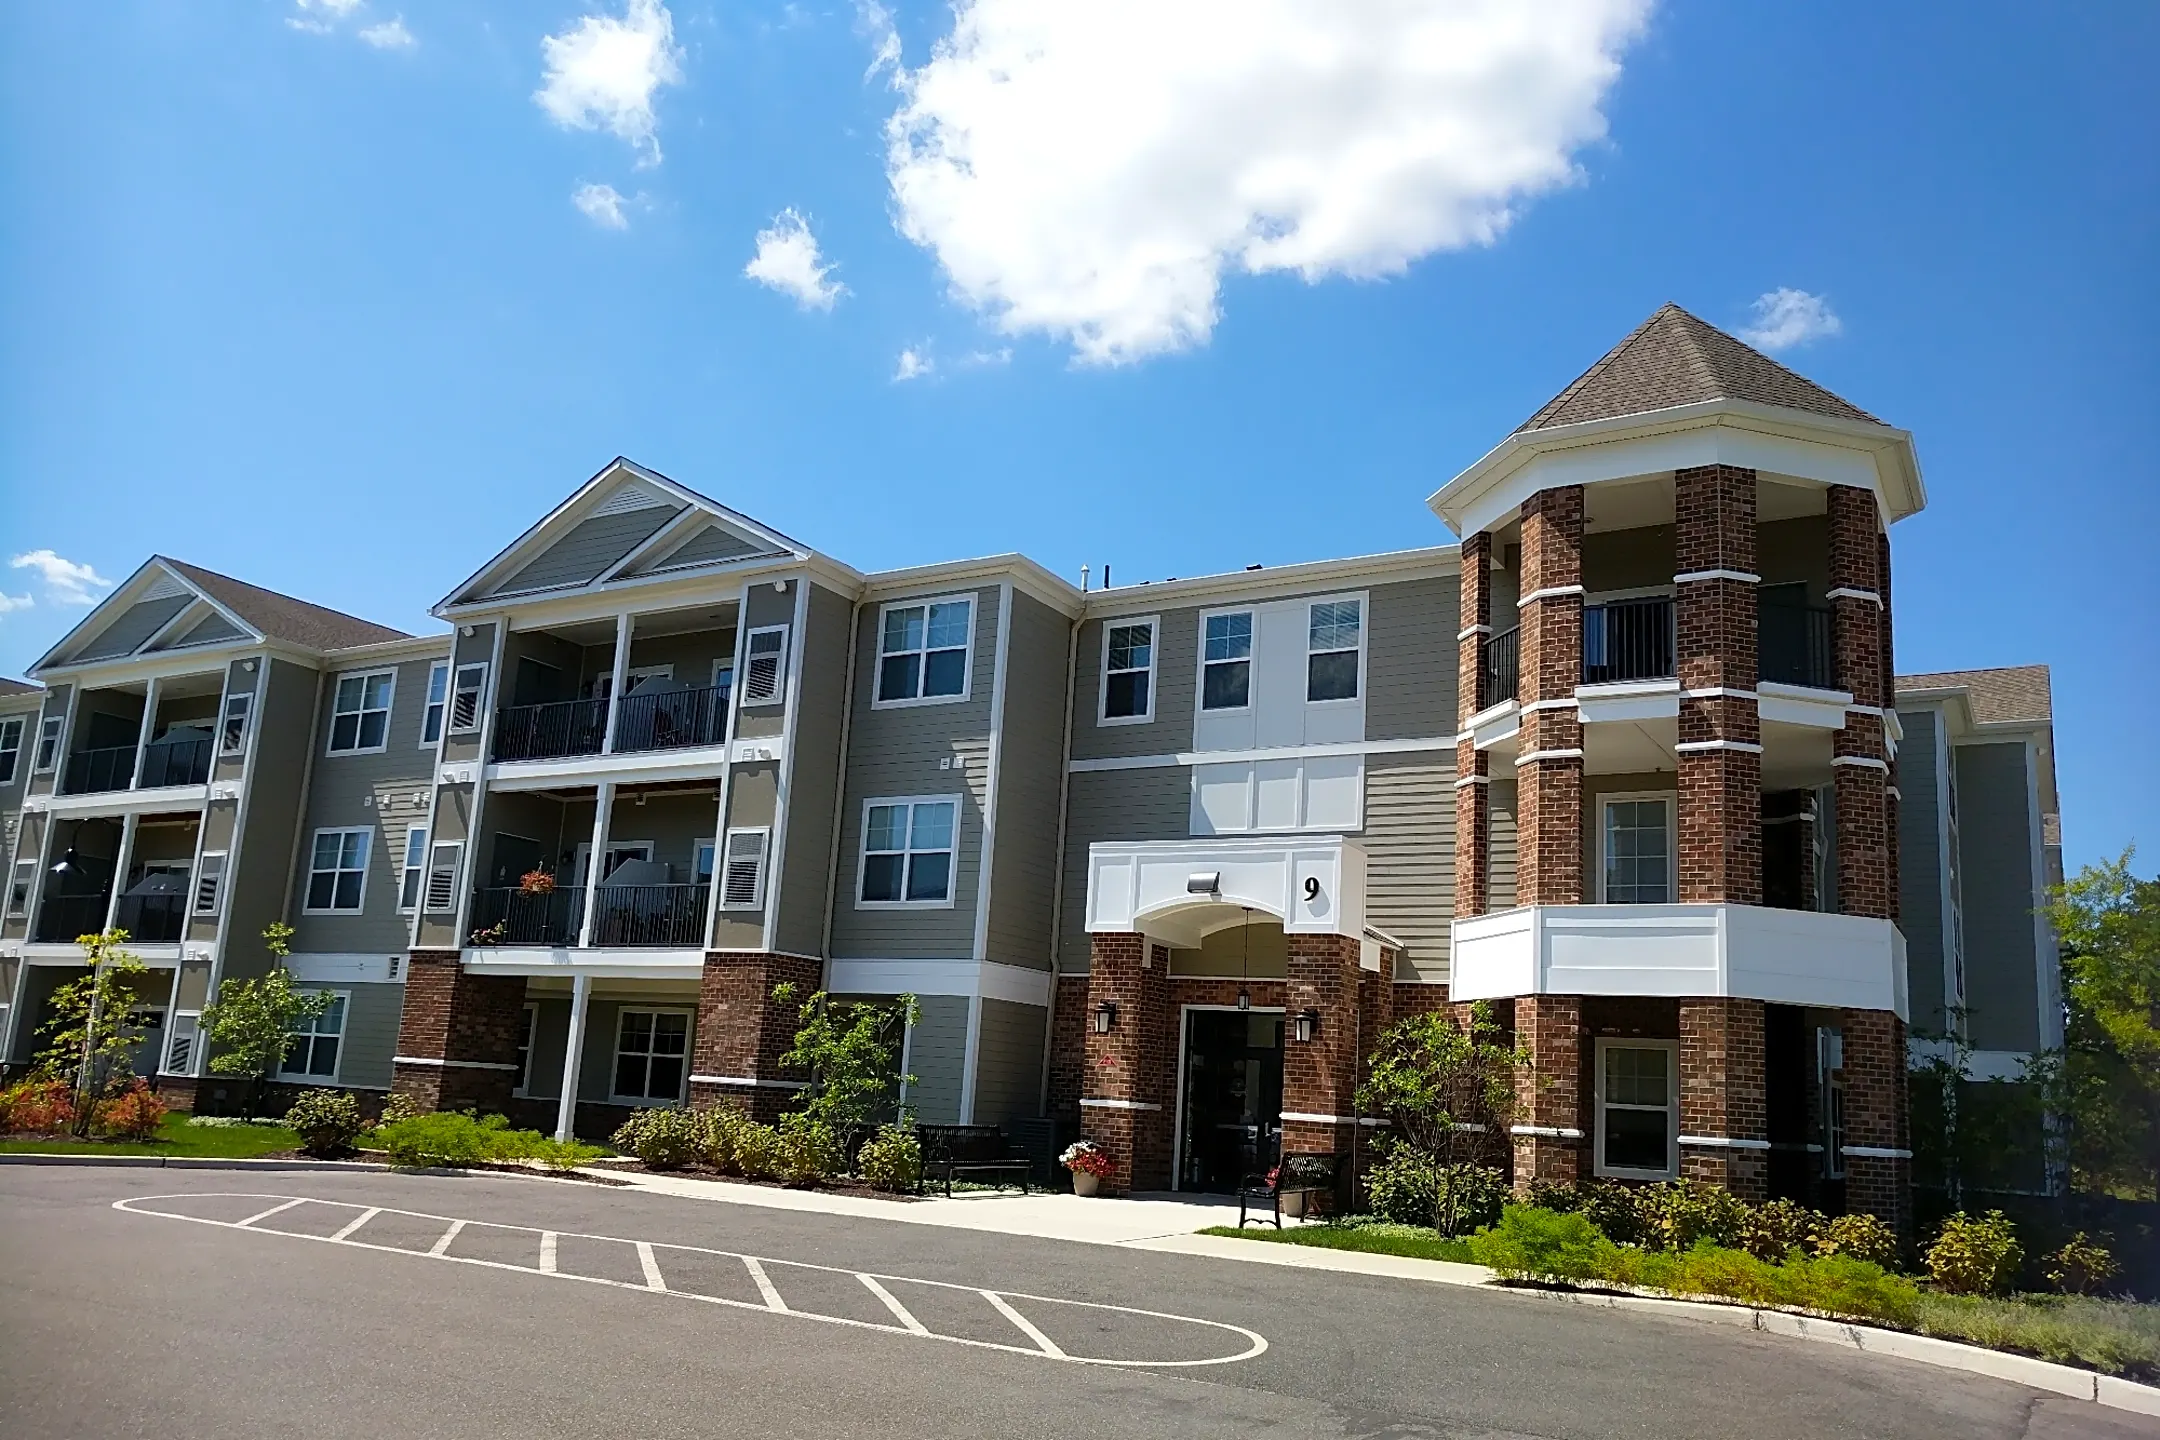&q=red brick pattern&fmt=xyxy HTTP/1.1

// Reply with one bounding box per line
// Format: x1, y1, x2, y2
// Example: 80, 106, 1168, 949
688, 951, 823, 1123
1046, 972, 1090, 1123
1457, 531, 1494, 920
1679, 999, 1768, 1200
1459, 529, 1494, 717
392, 949, 527, 1112
1842, 1007, 1912, 1239
1080, 935, 1174, 1193
1828, 485, 1893, 921
1516, 484, 1585, 906
1513, 995, 1583, 1189
1280, 933, 1363, 1159
1674, 464, 1762, 906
